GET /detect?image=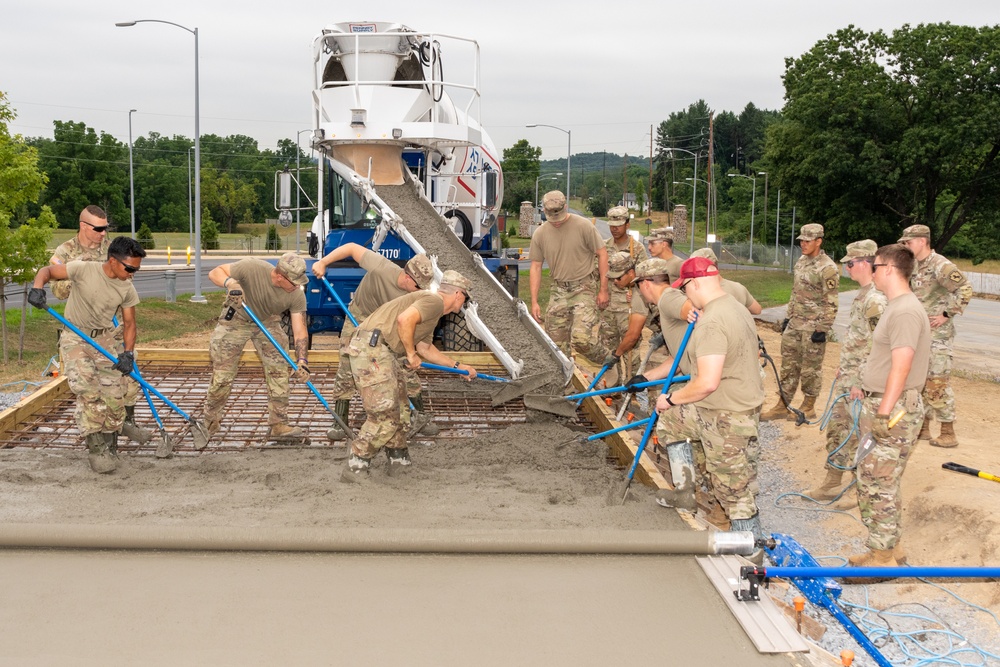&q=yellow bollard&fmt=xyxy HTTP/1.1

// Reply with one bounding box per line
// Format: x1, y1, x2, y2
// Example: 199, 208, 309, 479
186, 246, 192, 267
167, 246, 171, 265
